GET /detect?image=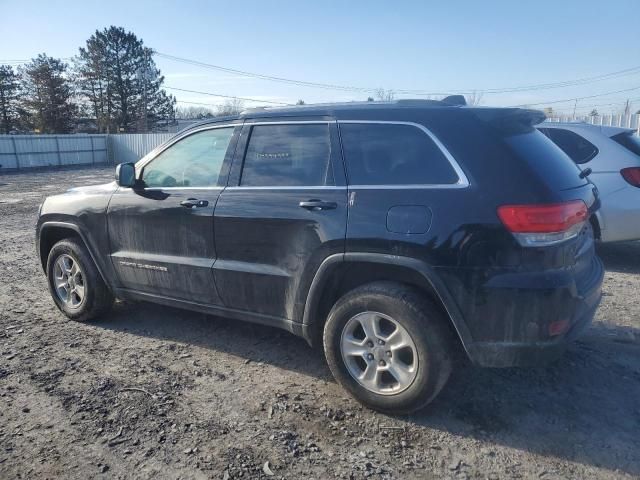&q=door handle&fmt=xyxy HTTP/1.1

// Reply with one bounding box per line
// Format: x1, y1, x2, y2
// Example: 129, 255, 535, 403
180, 198, 209, 208
299, 199, 338, 211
